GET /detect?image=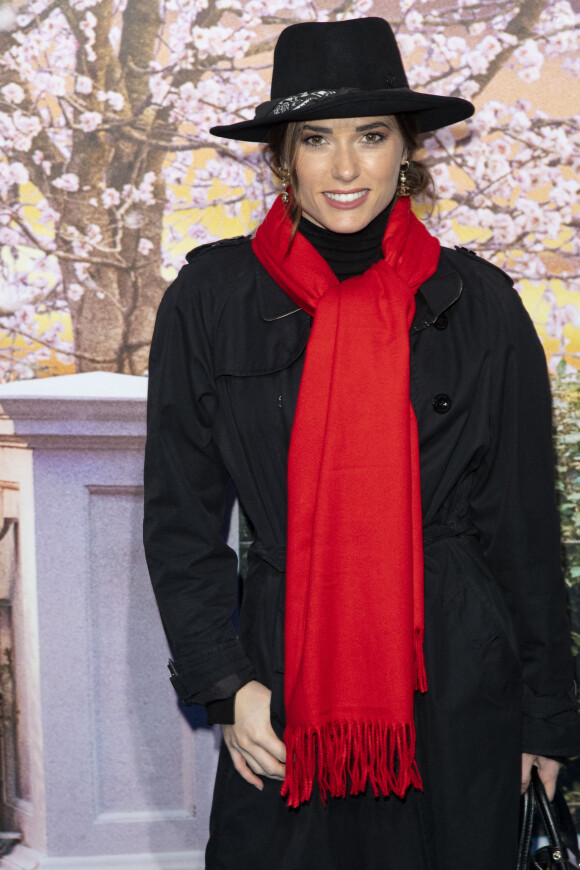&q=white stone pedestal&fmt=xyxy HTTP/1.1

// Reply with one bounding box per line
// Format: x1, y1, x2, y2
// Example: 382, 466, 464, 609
0, 373, 225, 869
